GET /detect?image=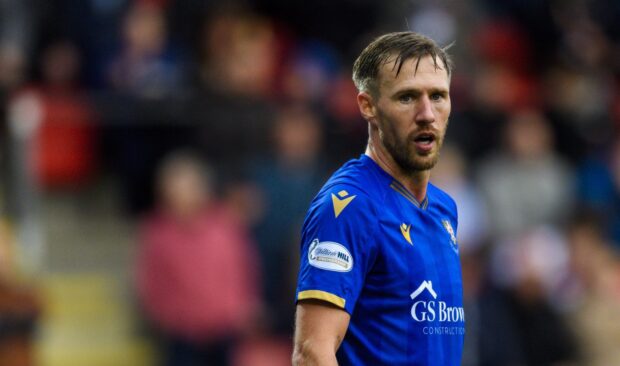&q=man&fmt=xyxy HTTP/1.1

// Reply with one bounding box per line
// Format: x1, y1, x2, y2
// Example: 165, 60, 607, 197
293, 32, 465, 365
